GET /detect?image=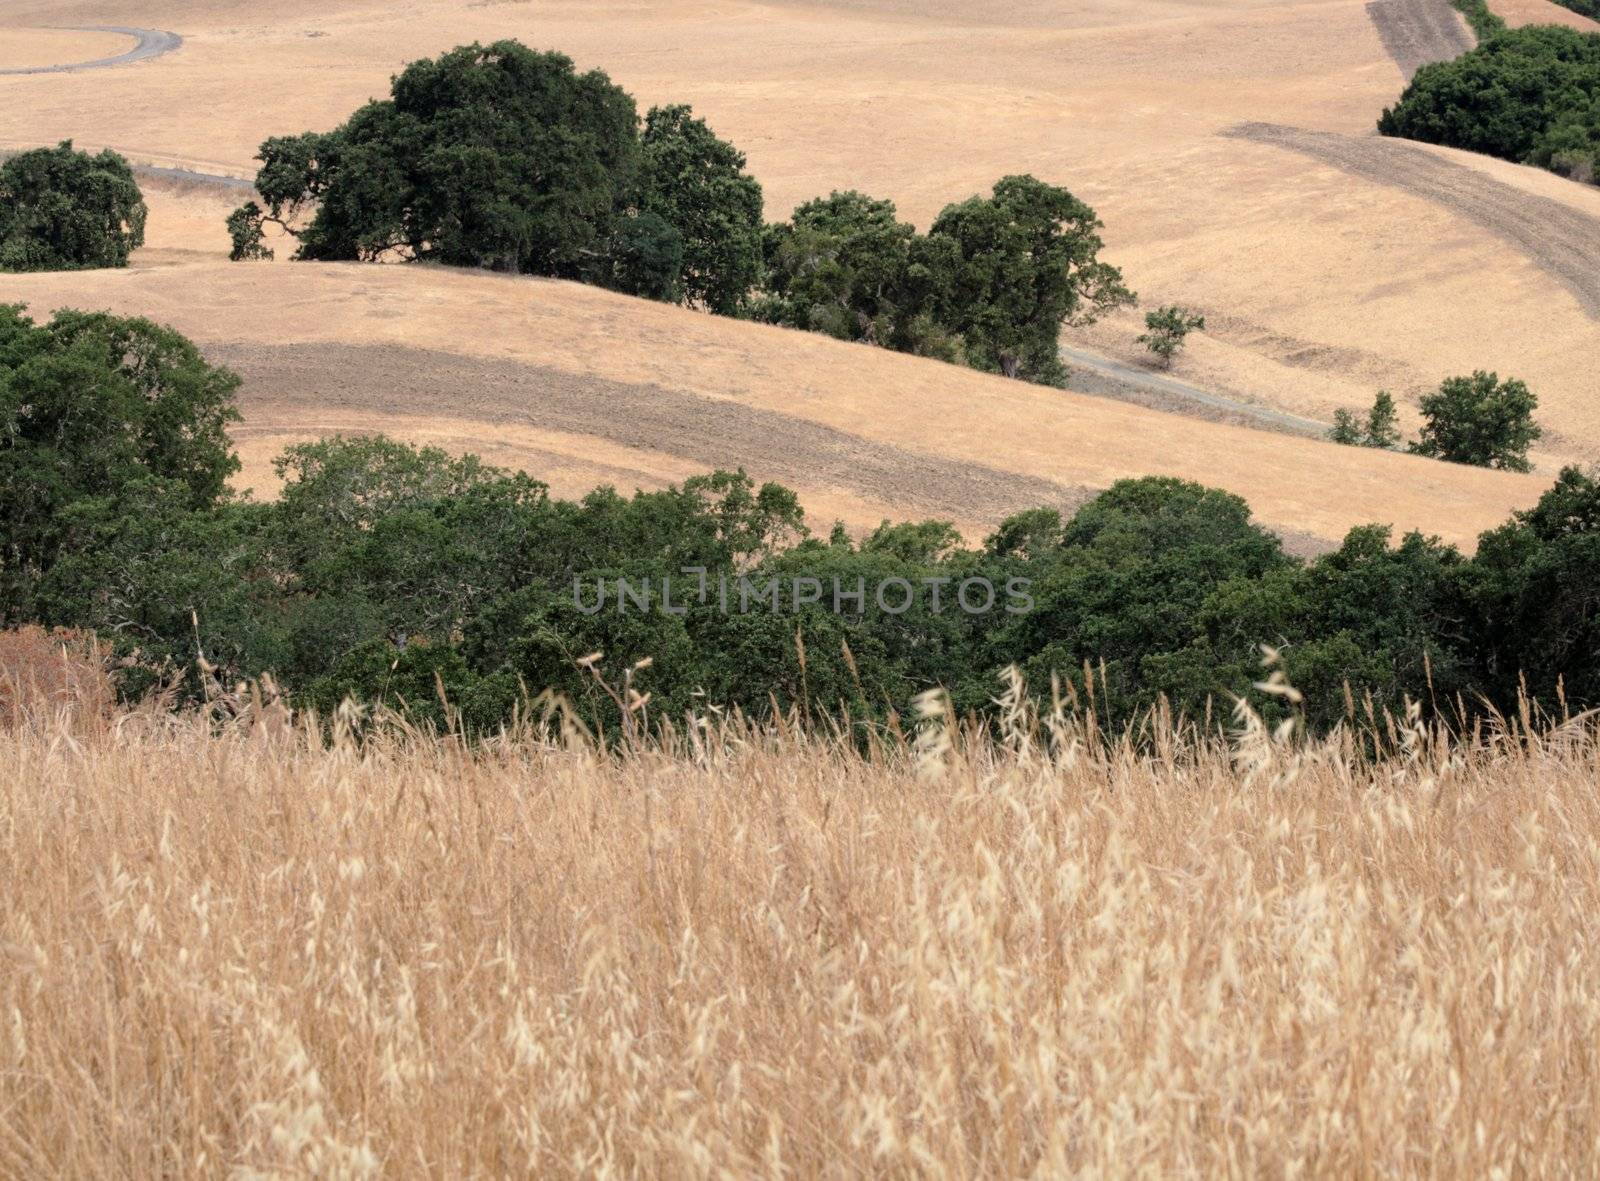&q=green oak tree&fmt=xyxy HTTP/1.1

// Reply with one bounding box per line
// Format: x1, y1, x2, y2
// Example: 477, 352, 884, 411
928, 175, 1134, 384
1411, 371, 1540, 471
229, 43, 641, 276
1137, 305, 1205, 369
637, 104, 764, 313
0, 142, 146, 271
0, 306, 240, 623
756, 190, 959, 358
